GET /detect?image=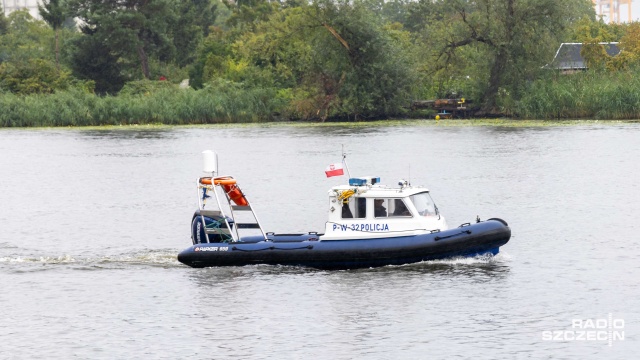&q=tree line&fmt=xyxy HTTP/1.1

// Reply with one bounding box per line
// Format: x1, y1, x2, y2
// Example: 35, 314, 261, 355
2, 0, 640, 124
